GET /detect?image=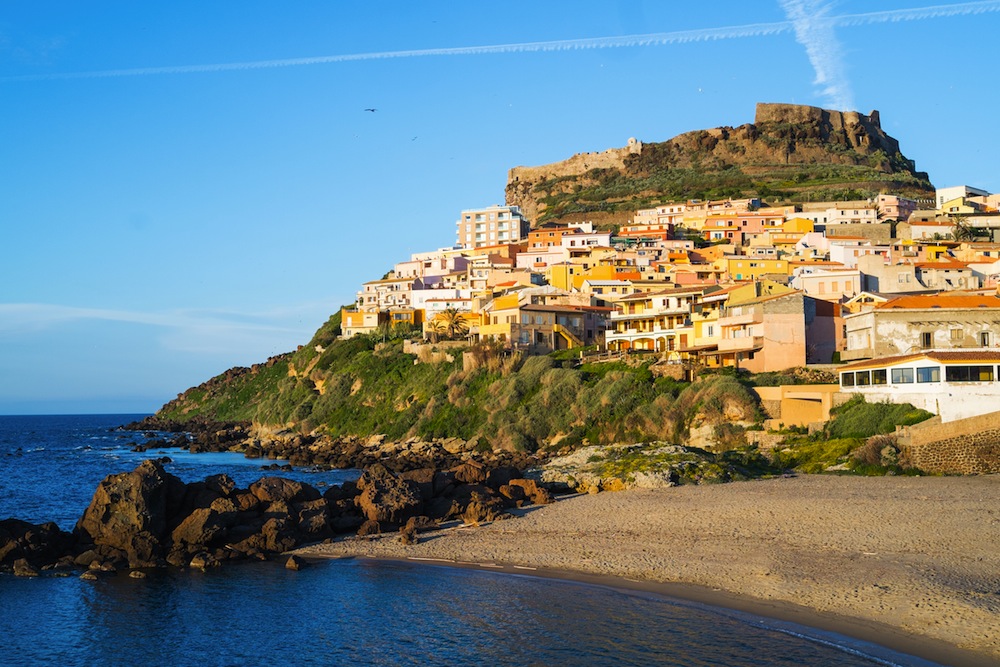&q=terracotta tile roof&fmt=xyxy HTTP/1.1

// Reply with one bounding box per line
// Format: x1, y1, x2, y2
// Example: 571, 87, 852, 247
877, 294, 1000, 310
841, 350, 1000, 371
914, 260, 970, 270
